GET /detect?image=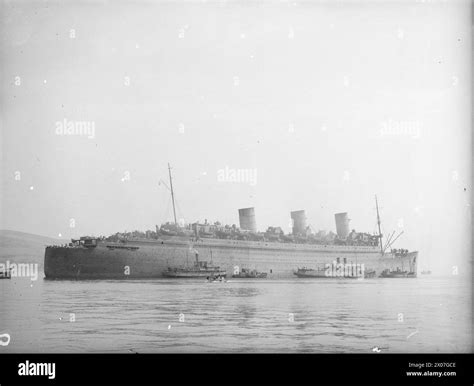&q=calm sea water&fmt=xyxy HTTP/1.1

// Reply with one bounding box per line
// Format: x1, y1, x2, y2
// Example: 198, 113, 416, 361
1, 275, 471, 353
